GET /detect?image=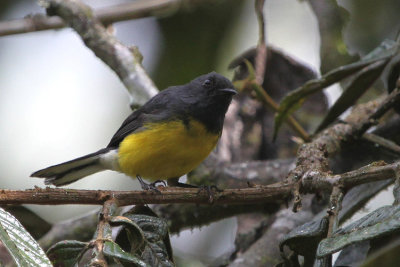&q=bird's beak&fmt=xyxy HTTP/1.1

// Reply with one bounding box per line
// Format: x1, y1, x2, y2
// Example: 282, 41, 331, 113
218, 88, 237, 95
